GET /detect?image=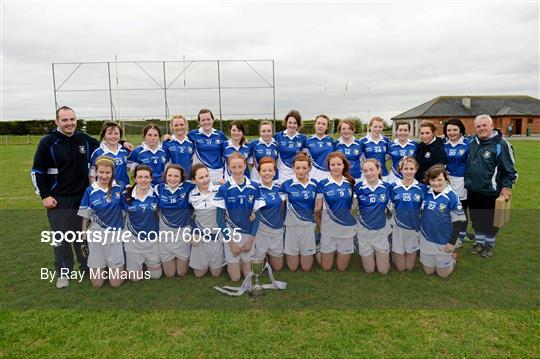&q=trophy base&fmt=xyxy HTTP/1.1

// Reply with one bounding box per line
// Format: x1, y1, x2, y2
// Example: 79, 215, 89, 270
249, 285, 265, 298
